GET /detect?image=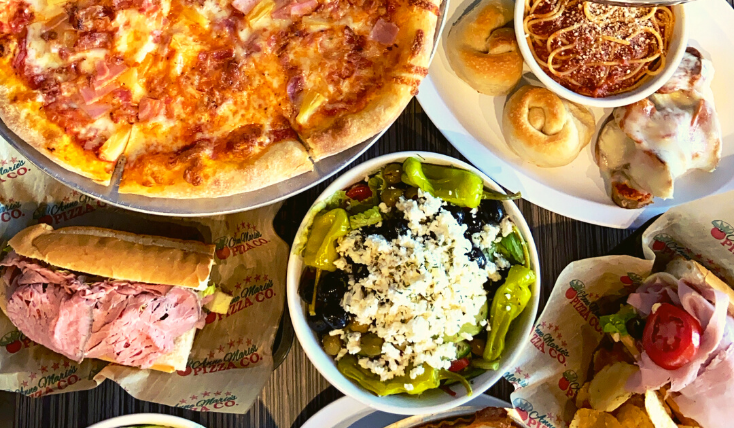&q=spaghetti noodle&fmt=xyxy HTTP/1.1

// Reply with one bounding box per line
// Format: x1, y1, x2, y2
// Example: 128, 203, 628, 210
523, 0, 674, 97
